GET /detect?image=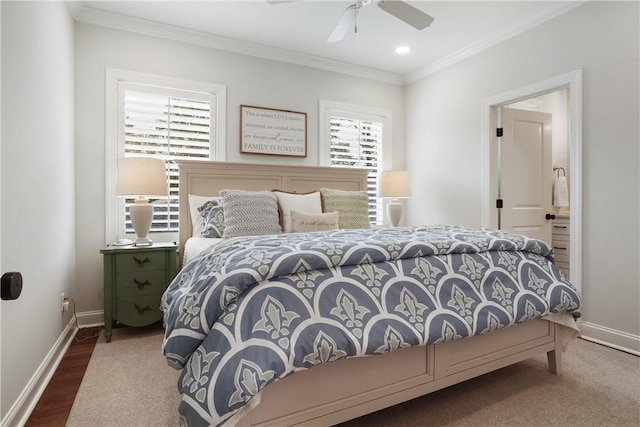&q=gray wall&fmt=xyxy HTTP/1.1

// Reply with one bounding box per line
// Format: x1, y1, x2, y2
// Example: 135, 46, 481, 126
1, 1, 76, 420
74, 23, 405, 317
405, 1, 639, 348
